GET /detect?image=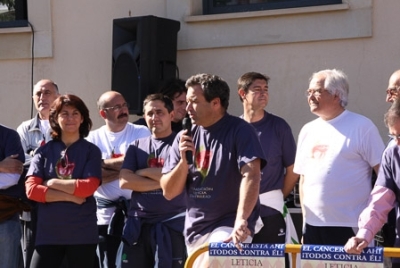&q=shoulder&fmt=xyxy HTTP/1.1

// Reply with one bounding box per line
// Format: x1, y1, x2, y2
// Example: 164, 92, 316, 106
0, 124, 19, 139
227, 114, 251, 127
79, 139, 102, 154
126, 122, 151, 135
86, 125, 106, 140
132, 118, 147, 126
266, 113, 292, 129
127, 122, 149, 130
343, 110, 375, 126
17, 118, 34, 131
